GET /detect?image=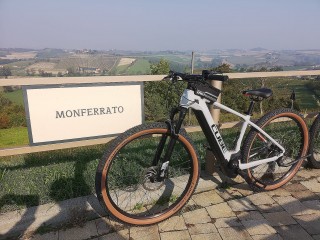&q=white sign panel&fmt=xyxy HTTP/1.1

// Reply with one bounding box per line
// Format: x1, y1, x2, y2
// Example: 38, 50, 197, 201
23, 83, 143, 145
